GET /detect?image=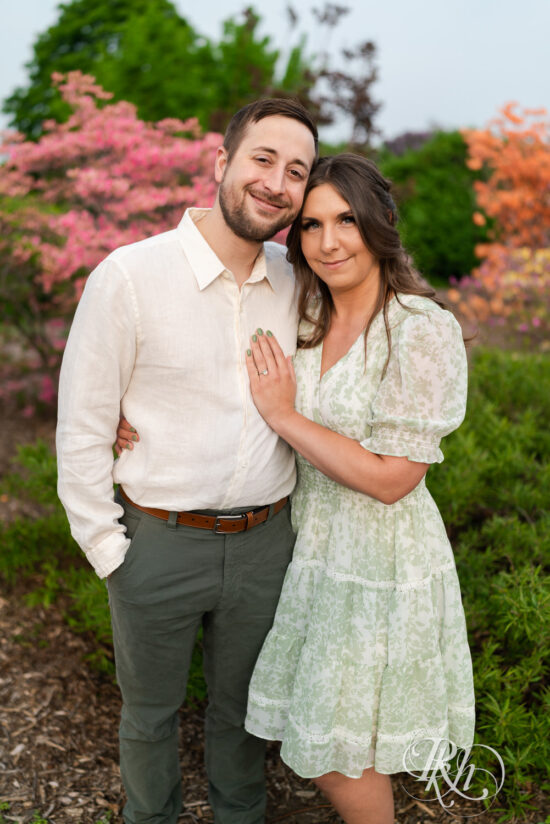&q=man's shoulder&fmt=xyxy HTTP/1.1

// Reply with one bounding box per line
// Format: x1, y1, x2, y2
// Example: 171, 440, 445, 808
107, 228, 180, 270
263, 241, 293, 279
